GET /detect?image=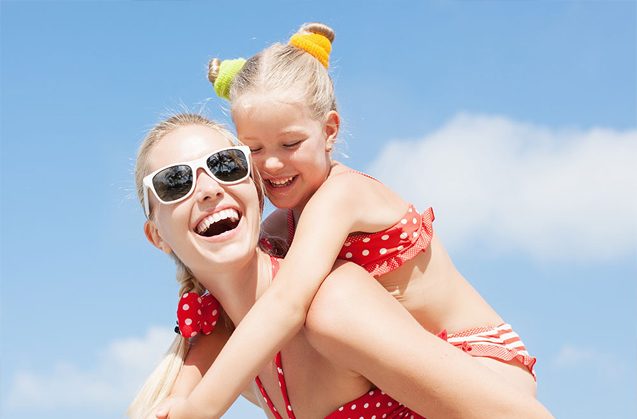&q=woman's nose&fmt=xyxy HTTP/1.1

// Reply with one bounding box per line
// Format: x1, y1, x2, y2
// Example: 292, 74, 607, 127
193, 168, 223, 203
